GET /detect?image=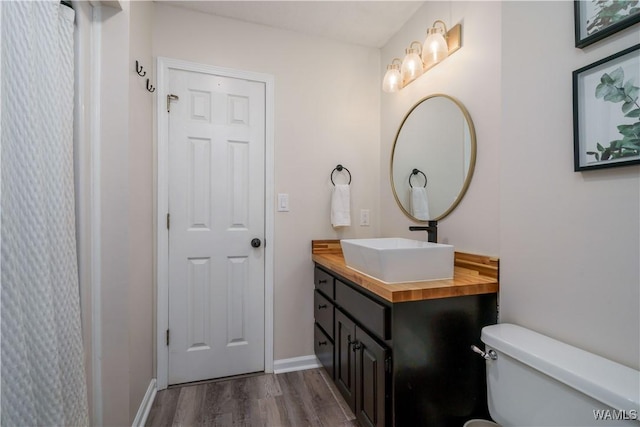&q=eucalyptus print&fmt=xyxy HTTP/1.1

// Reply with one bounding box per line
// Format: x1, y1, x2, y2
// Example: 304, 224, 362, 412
586, 67, 640, 161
